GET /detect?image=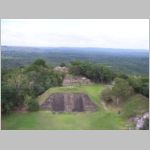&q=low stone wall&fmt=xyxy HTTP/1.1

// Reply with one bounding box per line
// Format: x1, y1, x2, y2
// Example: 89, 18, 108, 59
63, 76, 91, 86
